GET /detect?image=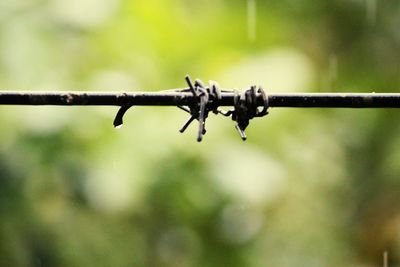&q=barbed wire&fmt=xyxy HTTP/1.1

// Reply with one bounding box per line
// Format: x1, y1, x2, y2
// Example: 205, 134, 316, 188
1, 75, 400, 141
